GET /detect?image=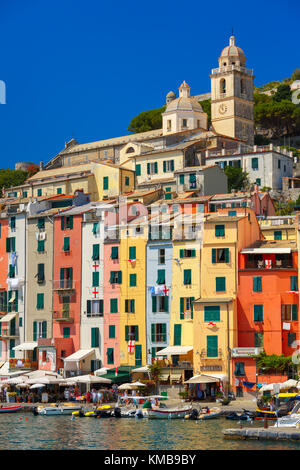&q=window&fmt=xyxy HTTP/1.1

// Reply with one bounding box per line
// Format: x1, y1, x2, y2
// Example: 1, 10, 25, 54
107, 348, 114, 365
129, 274, 136, 287
180, 249, 196, 258
212, 248, 229, 263
0, 291, 7, 312
136, 164, 141, 176
240, 79, 246, 95
37, 218, 45, 229
92, 222, 99, 236
163, 160, 174, 172
215, 225, 225, 237
61, 215, 73, 230
167, 120, 171, 130
158, 249, 165, 264
91, 327, 100, 347
22, 191, 28, 198
228, 210, 236, 216
109, 325, 115, 339
10, 217, 16, 230
87, 299, 103, 317
125, 325, 139, 341
156, 296, 169, 313
151, 323, 167, 343
63, 237, 70, 252
251, 158, 258, 170
256, 178, 261, 186
183, 269, 192, 285
254, 332, 263, 347
6, 237, 15, 253
63, 327, 70, 339
274, 231, 282, 240
60, 267, 73, 289
253, 276, 262, 292
129, 246, 136, 260
220, 78, 226, 95
207, 335, 218, 357
179, 174, 185, 185
157, 269, 165, 285
8, 290, 18, 313
204, 306, 220, 322
182, 119, 187, 128
125, 176, 130, 186
110, 298, 118, 314
216, 277, 226, 292
103, 176, 109, 190
33, 321, 47, 340
92, 244, 100, 261
174, 324, 181, 346
8, 265, 15, 278
189, 173, 196, 189
92, 272, 99, 287
135, 344, 142, 367
37, 189, 42, 197
180, 297, 195, 319
147, 162, 158, 175
254, 304, 263, 322
109, 271, 122, 284
36, 293, 44, 310
288, 332, 297, 347
57, 188, 62, 194
111, 246, 119, 259
290, 276, 298, 292
125, 299, 135, 313
278, 159, 281, 169
234, 362, 245, 376
37, 240, 45, 252
281, 305, 297, 321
